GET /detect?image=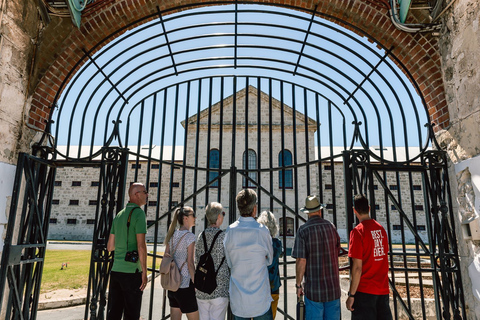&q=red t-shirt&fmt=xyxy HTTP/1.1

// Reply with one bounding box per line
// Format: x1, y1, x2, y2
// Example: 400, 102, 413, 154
348, 219, 389, 295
